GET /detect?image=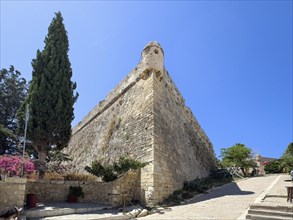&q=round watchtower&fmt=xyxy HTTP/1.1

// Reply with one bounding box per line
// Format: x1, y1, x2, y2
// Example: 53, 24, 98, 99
140, 41, 164, 79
